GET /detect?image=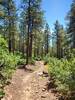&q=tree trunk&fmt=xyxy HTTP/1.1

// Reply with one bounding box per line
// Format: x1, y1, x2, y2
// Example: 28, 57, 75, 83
47, 34, 49, 54
7, 3, 12, 53
26, 0, 31, 64
29, 33, 33, 58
